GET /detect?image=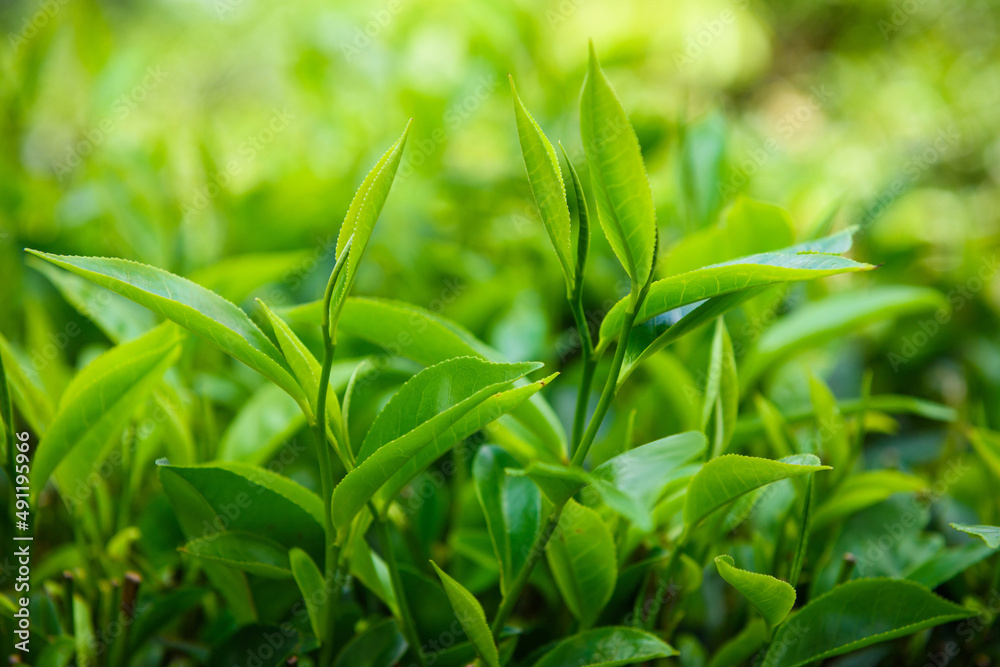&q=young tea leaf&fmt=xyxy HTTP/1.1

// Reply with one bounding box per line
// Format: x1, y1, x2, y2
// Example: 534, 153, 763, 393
289, 547, 329, 641
431, 562, 501, 667
181, 531, 292, 579
533, 626, 677, 667
950, 523, 1000, 549
546, 499, 617, 627
714, 555, 795, 629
